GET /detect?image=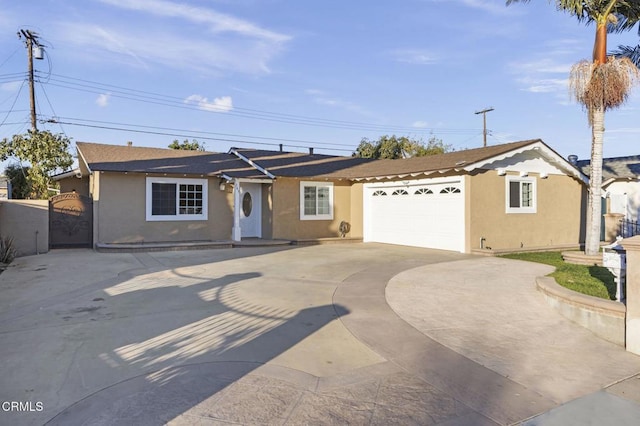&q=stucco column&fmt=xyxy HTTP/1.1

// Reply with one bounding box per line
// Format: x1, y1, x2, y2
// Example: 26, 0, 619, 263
231, 179, 241, 241
623, 235, 640, 355
604, 213, 624, 243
